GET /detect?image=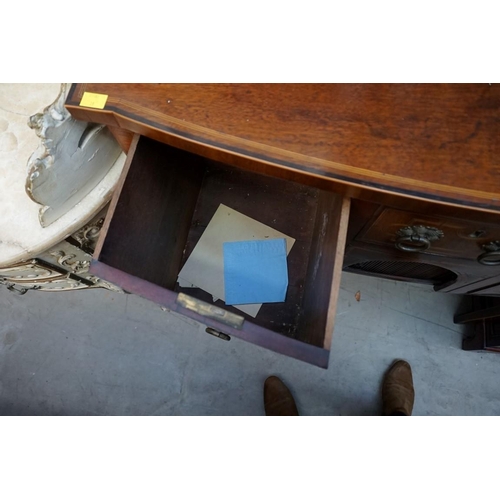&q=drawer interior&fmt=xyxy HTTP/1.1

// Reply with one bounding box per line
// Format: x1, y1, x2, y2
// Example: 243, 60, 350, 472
95, 136, 348, 351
